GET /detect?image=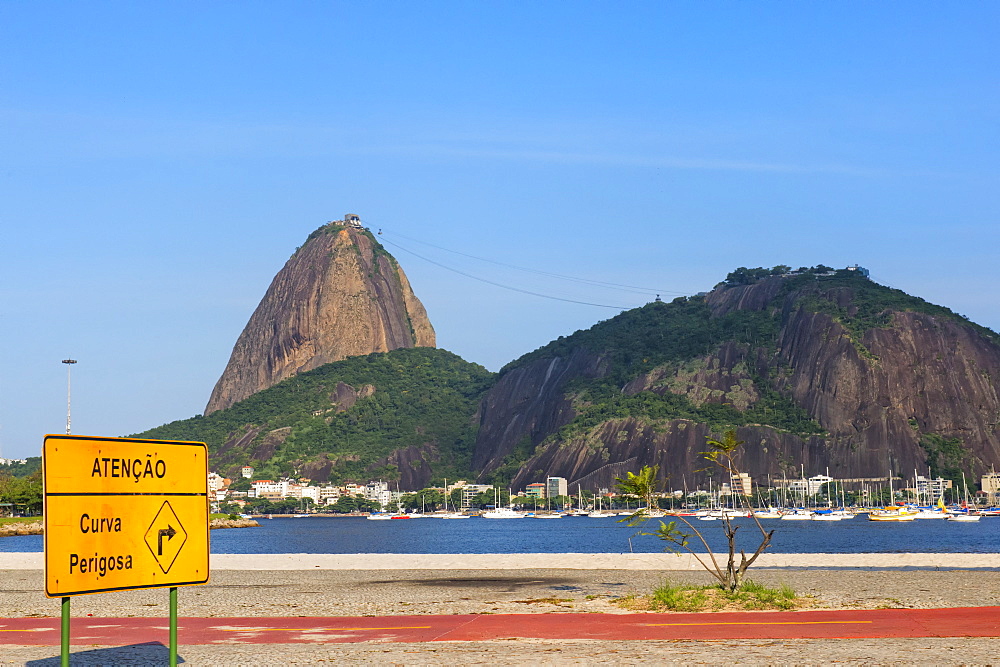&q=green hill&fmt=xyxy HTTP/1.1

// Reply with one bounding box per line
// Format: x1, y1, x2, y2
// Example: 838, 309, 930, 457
135, 347, 493, 486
